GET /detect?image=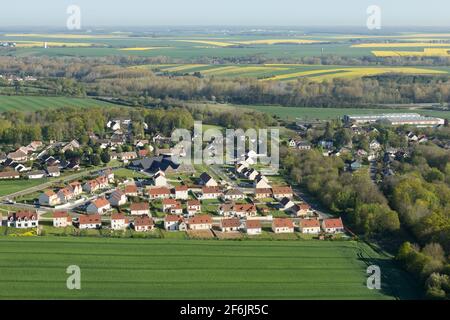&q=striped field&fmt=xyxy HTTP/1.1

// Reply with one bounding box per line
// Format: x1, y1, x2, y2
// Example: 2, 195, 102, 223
0, 237, 421, 299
